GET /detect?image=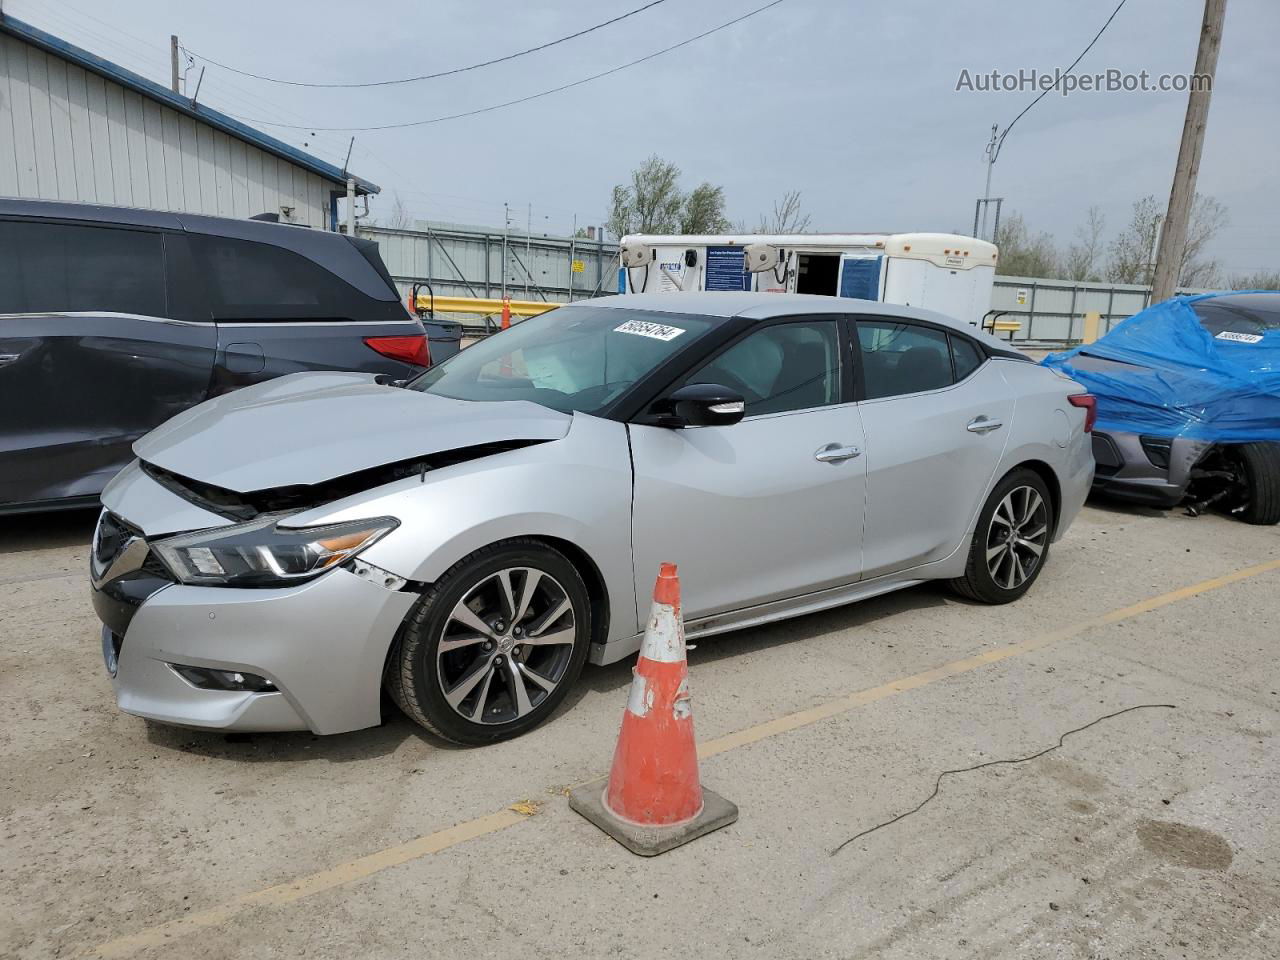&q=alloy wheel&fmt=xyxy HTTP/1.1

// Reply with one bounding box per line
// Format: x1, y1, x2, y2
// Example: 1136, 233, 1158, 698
985, 485, 1049, 590
435, 567, 577, 725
